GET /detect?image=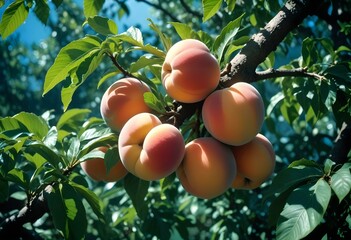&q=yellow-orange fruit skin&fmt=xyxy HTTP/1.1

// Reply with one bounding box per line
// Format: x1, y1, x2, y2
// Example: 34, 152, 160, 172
162, 39, 220, 103
118, 113, 185, 181
80, 147, 128, 182
176, 137, 237, 199
202, 82, 265, 146
100, 77, 151, 132
231, 134, 275, 190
